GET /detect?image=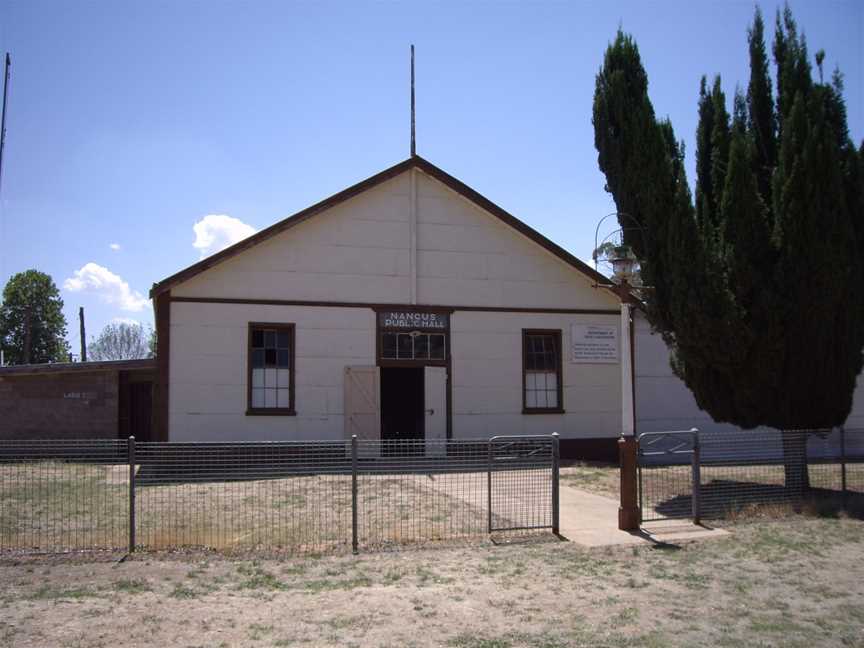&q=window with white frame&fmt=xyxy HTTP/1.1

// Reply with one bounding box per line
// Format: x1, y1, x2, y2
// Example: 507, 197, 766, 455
248, 323, 295, 414
522, 330, 563, 413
